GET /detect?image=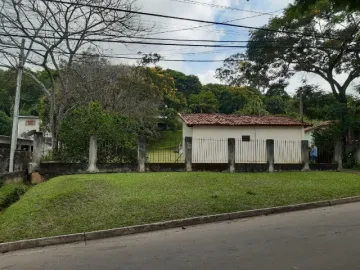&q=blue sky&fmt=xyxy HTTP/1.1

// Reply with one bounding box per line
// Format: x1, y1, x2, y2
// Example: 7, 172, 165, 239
107, 0, 291, 81
102, 0, 357, 94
